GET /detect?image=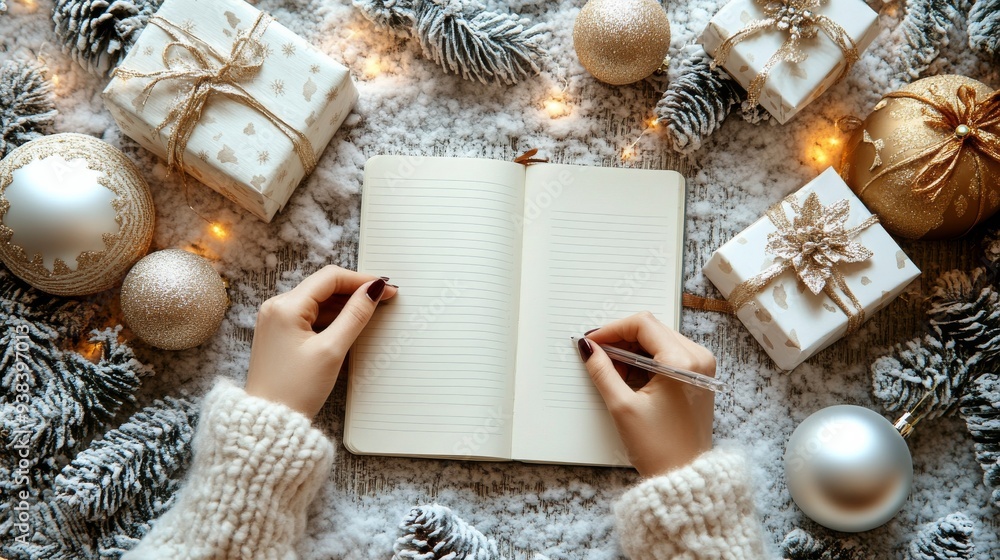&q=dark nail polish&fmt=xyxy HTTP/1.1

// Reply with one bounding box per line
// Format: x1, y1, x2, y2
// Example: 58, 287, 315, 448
577, 337, 593, 362
367, 279, 387, 302
387, 283, 399, 289
584, 328, 599, 336
380, 276, 390, 281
